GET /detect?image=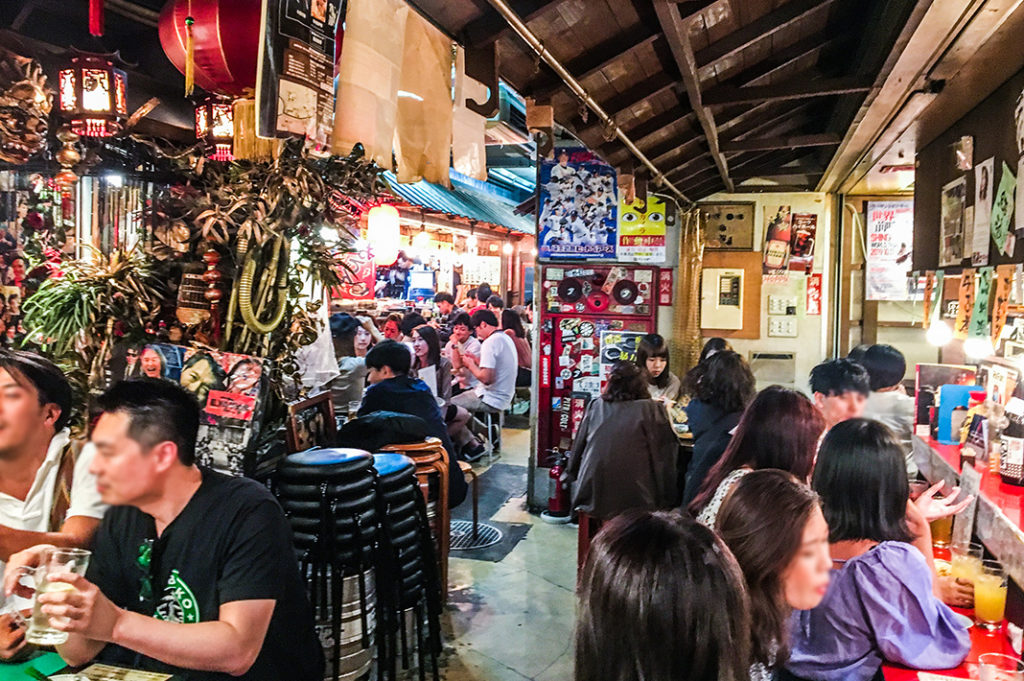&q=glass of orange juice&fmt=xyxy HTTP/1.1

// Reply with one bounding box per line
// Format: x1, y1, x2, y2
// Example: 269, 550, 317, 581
975, 560, 1008, 631
950, 541, 983, 583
